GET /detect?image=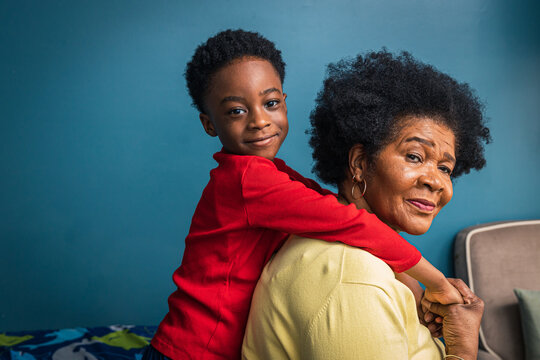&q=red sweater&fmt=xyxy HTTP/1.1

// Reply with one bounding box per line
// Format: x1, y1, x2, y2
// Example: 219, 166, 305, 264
151, 151, 421, 359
